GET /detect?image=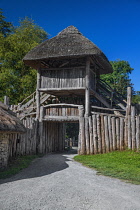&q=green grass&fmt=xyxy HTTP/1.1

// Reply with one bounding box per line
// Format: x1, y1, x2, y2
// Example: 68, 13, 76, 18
0, 155, 40, 179
74, 151, 140, 184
